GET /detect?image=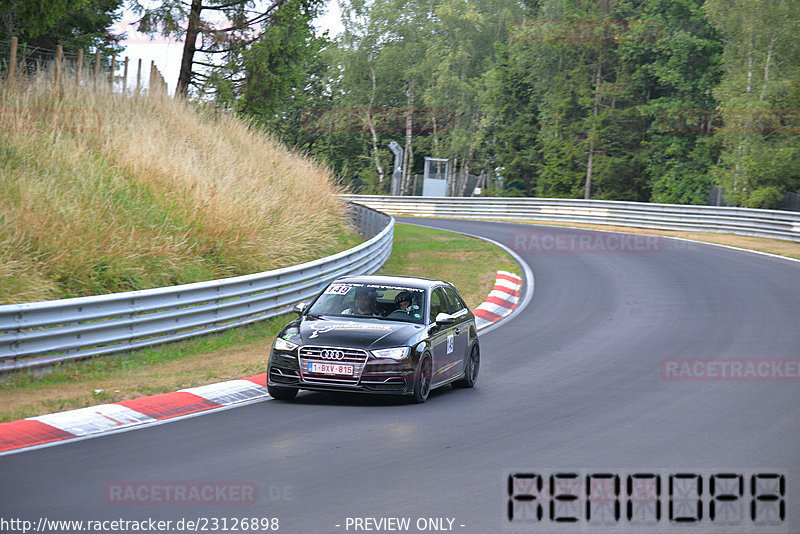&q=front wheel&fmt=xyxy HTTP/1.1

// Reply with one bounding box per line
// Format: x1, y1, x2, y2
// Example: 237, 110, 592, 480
268, 383, 298, 401
453, 344, 479, 388
411, 356, 432, 403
